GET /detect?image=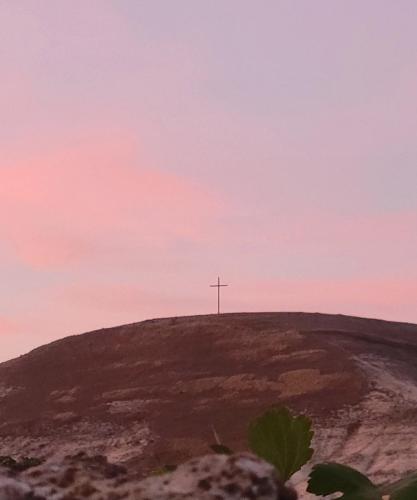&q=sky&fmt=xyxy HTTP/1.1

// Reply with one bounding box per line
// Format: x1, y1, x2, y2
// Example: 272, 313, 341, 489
1, 0, 417, 361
